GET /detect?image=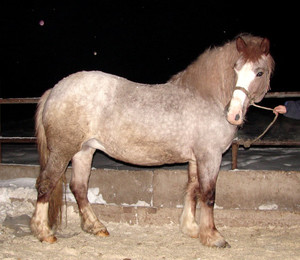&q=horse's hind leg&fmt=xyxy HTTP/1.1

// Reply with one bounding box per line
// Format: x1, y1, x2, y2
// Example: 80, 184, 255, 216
31, 152, 69, 243
70, 147, 109, 237
180, 160, 199, 238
